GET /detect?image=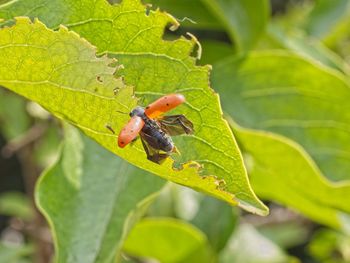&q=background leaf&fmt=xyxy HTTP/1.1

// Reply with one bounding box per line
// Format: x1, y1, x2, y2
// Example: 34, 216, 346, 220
200, 0, 270, 52
122, 218, 214, 263
260, 24, 350, 74
219, 224, 295, 263
0, 0, 267, 215
232, 123, 350, 230
0, 243, 33, 263
257, 221, 309, 250
0, 192, 34, 220
308, 228, 350, 262
36, 124, 166, 263
213, 51, 350, 183
191, 196, 238, 253
305, 0, 350, 40
0, 90, 30, 140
